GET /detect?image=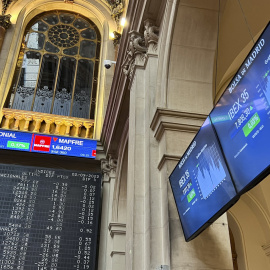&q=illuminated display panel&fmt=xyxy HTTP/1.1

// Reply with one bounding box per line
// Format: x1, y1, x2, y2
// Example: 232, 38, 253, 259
0, 129, 97, 159
169, 117, 238, 241
210, 22, 270, 193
